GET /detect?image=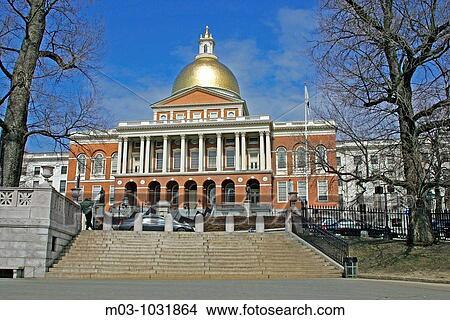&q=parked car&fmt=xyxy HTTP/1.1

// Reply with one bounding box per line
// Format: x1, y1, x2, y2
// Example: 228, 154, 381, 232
116, 215, 194, 232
